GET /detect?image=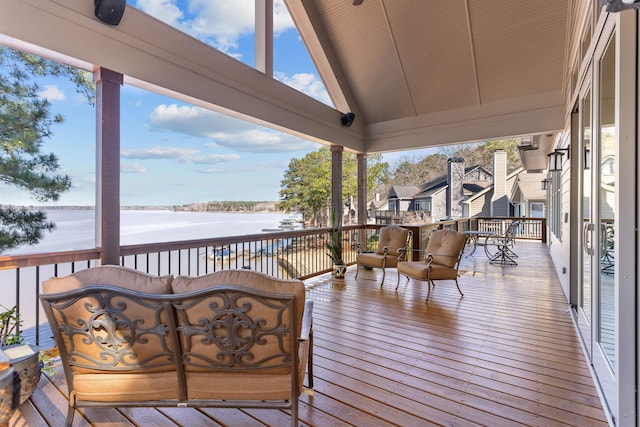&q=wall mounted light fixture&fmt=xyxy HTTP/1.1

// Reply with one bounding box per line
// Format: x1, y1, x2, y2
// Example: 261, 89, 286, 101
584, 148, 591, 170
547, 148, 569, 172
541, 179, 550, 191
